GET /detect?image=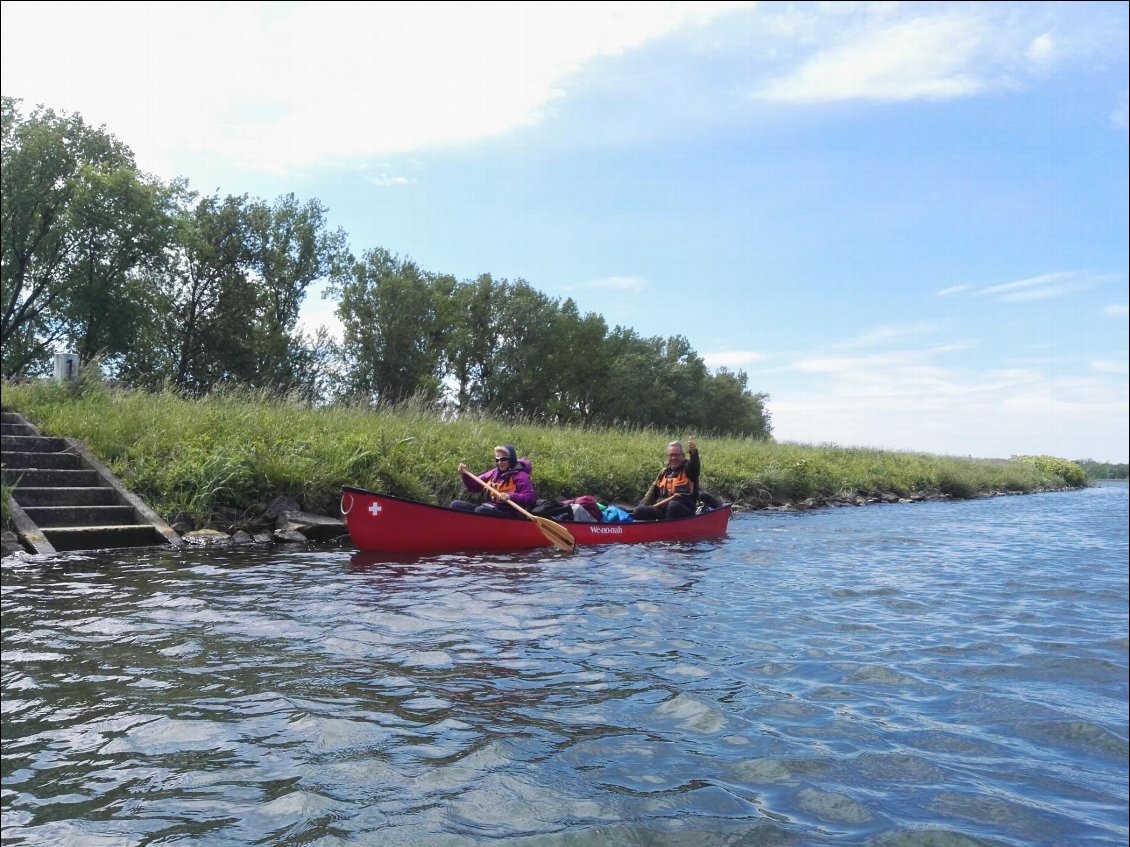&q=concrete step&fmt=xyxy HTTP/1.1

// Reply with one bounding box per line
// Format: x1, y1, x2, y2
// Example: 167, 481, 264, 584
1, 434, 70, 453
1, 450, 87, 470
2, 408, 181, 554
13, 487, 123, 507
19, 505, 140, 528
1, 422, 37, 436
43, 525, 171, 552
3, 468, 104, 487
